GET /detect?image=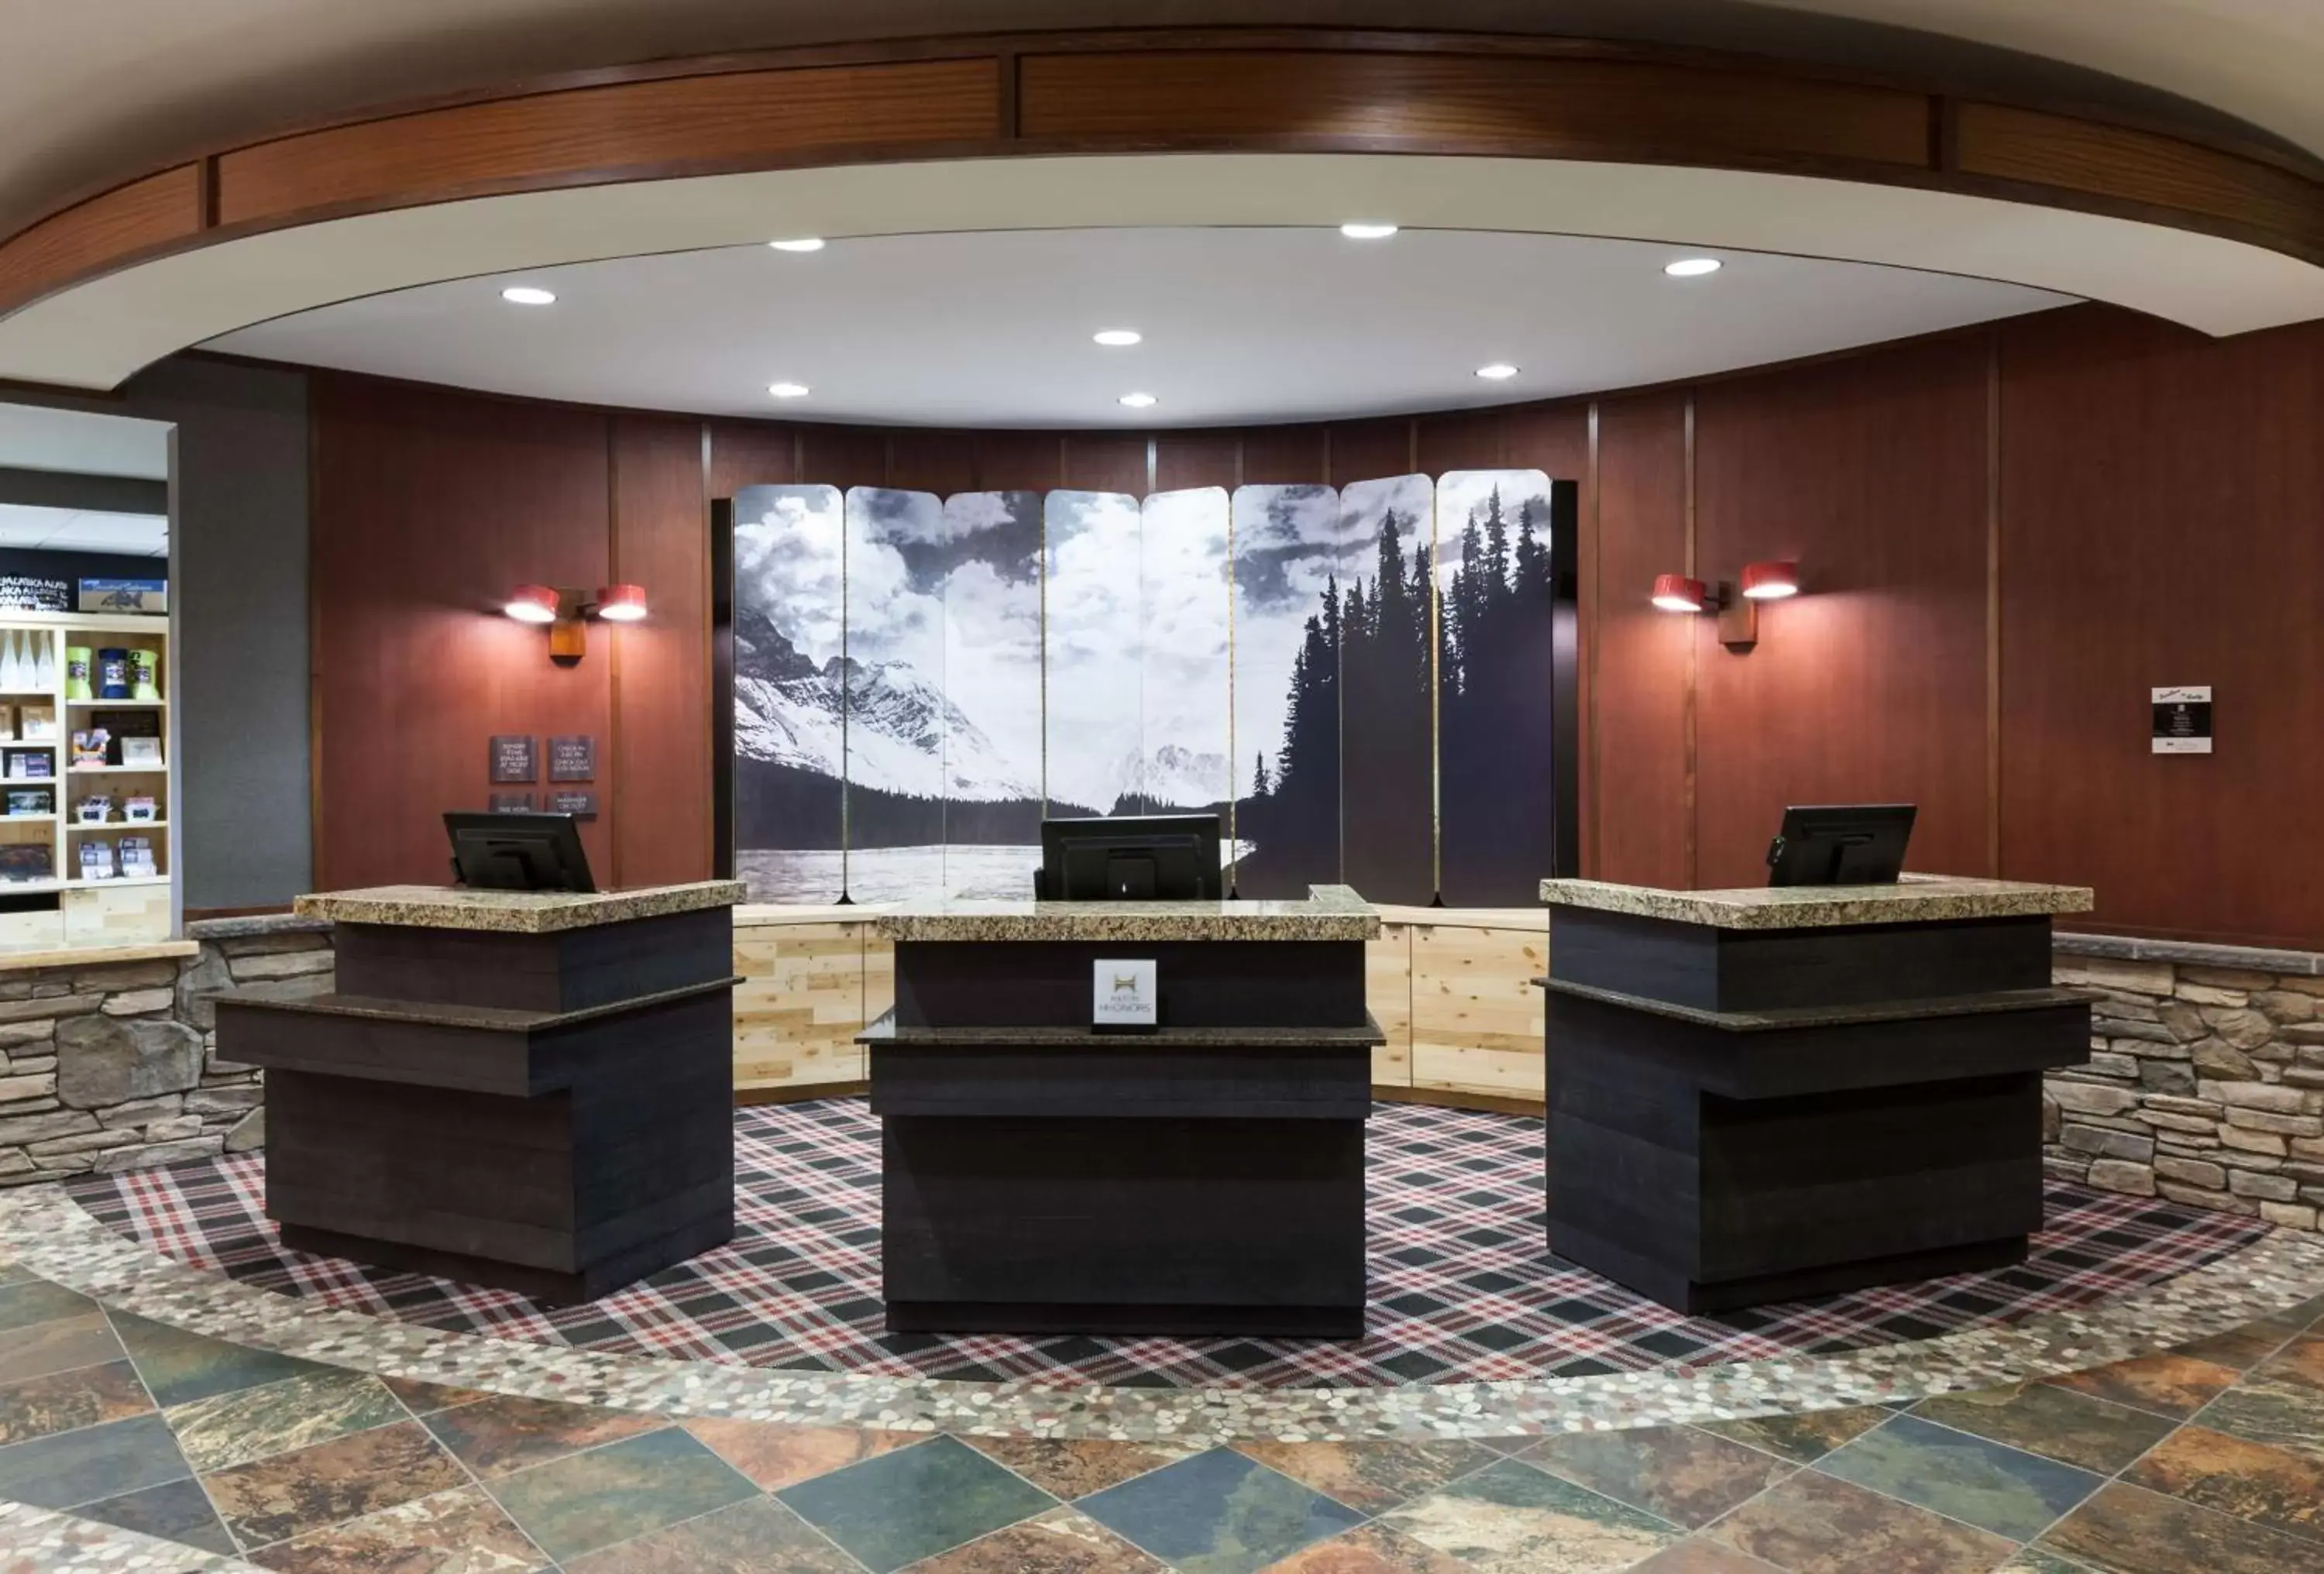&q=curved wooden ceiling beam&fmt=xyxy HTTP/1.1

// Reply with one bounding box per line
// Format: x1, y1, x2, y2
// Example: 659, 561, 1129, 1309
2, 29, 2319, 387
